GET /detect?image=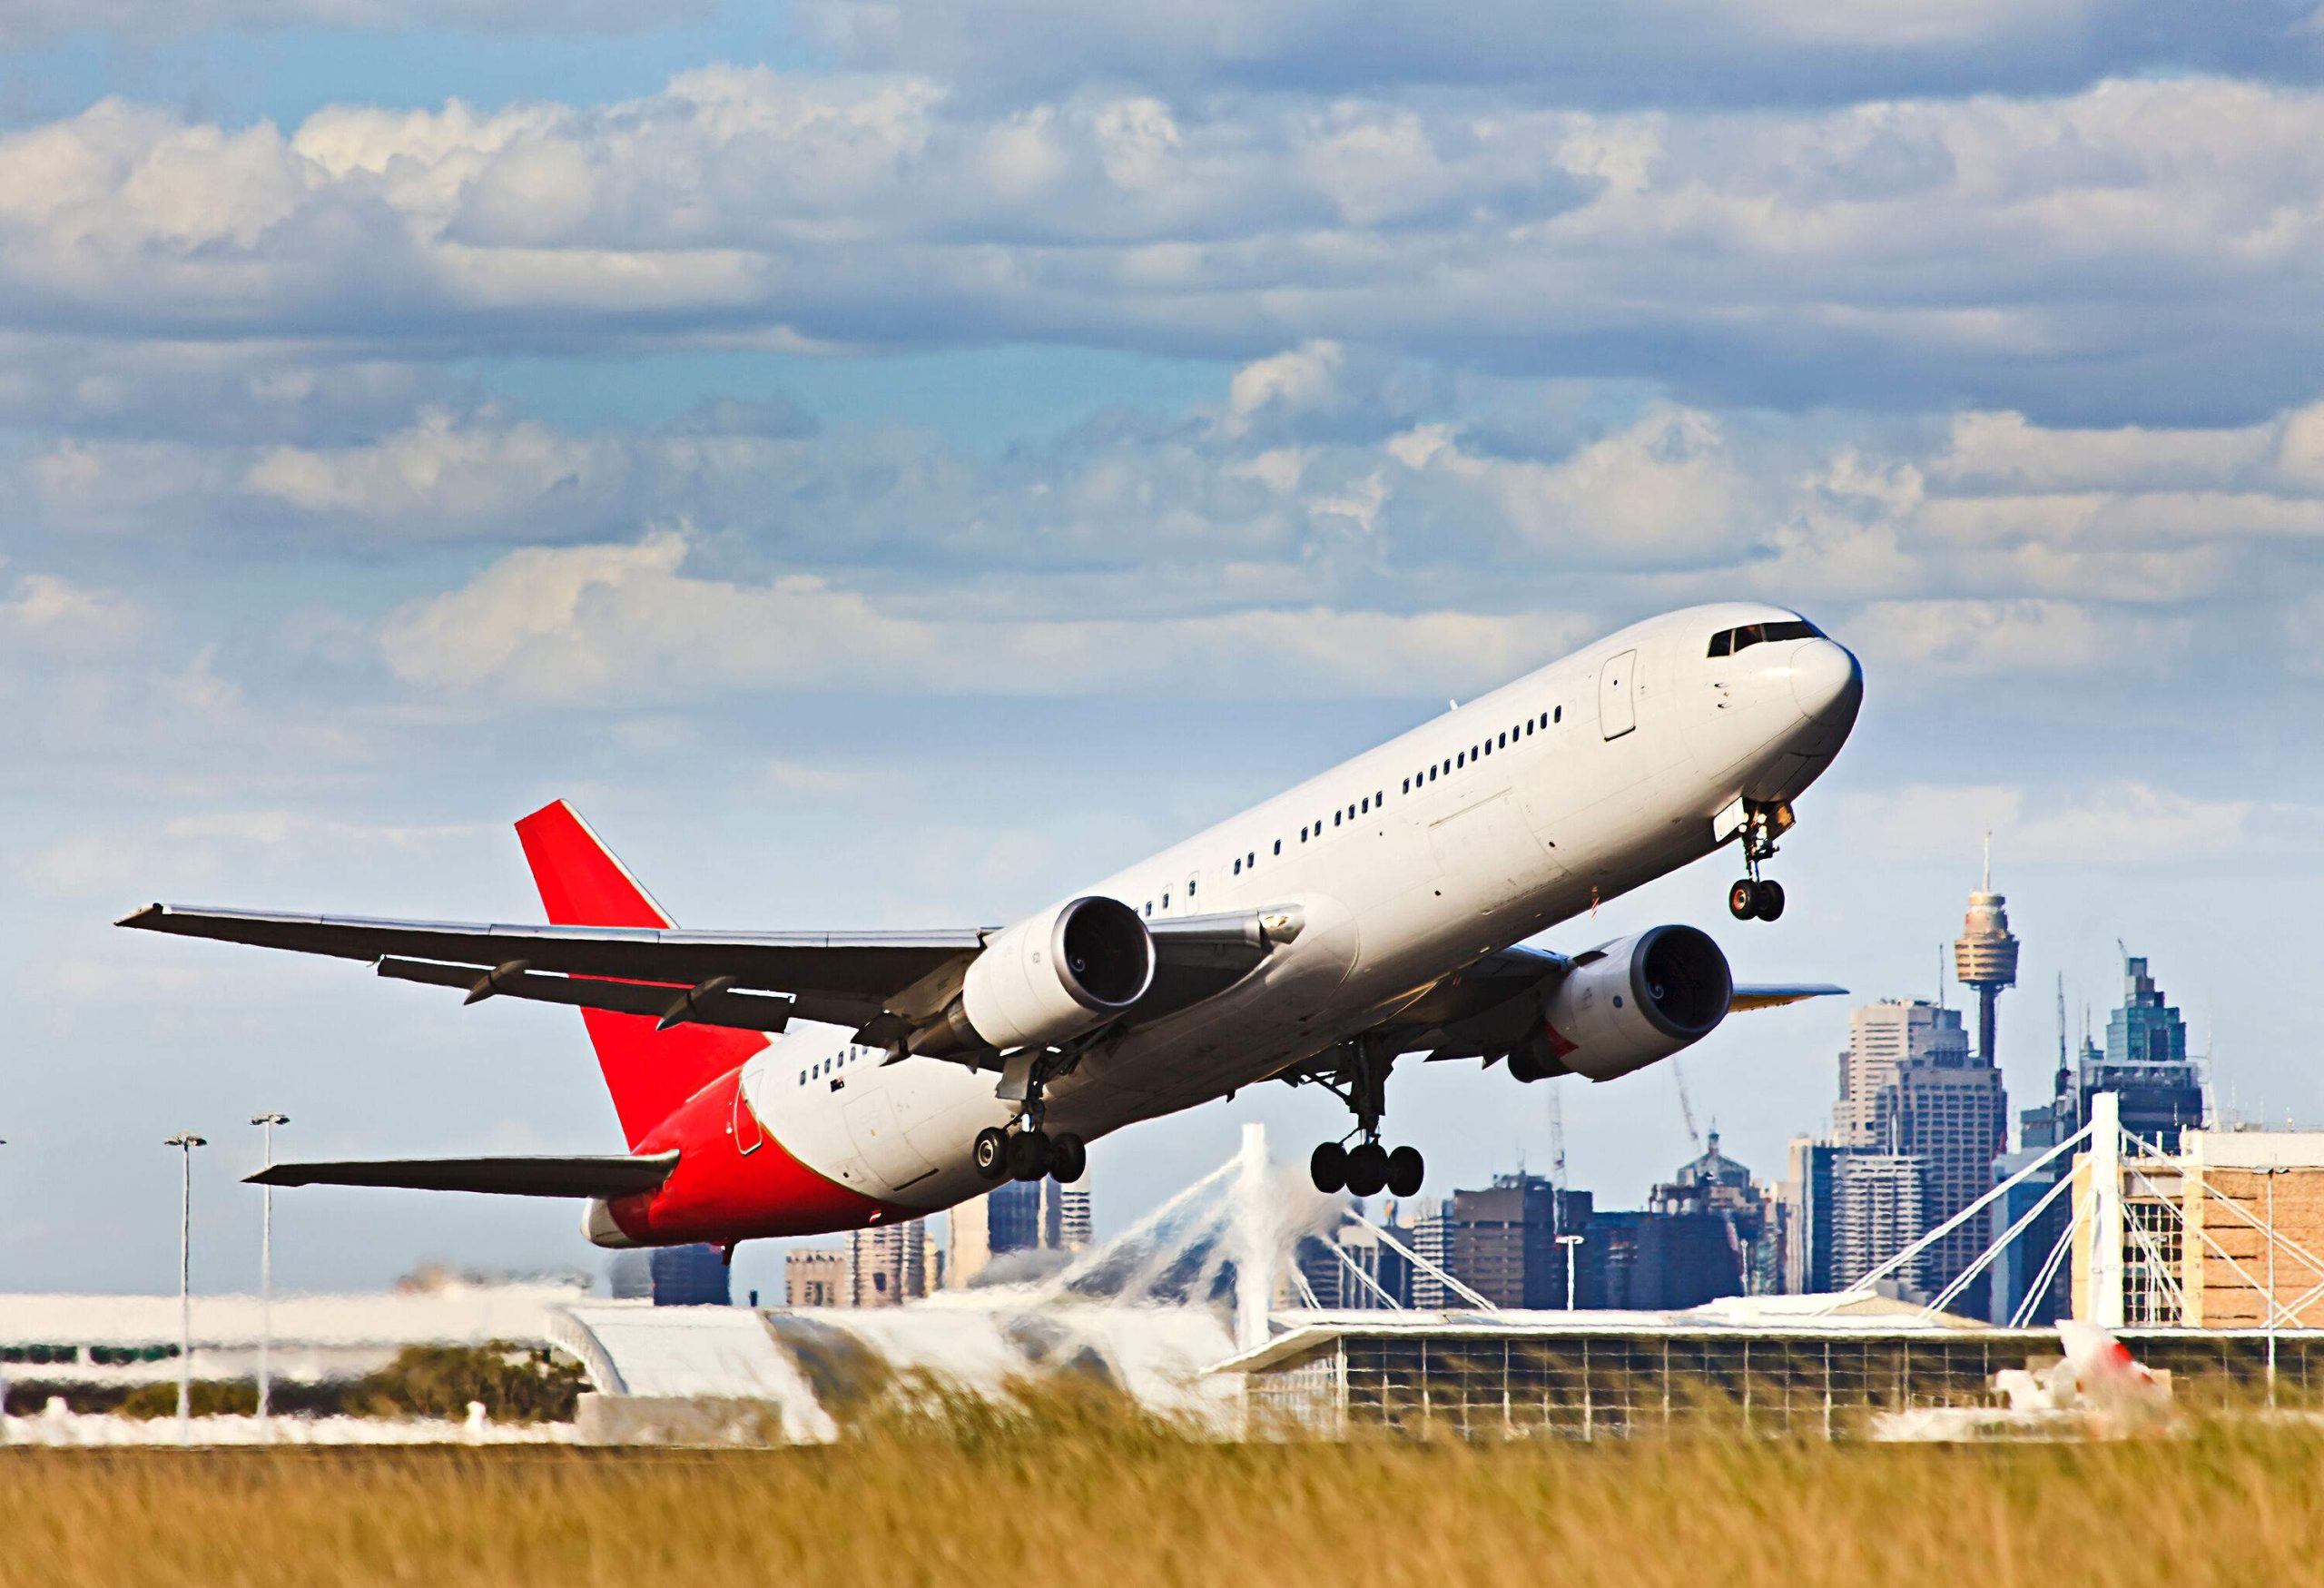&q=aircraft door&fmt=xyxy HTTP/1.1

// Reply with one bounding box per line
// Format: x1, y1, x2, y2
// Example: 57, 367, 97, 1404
734, 1062, 765, 1156
1599, 648, 1638, 740
843, 1089, 937, 1189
